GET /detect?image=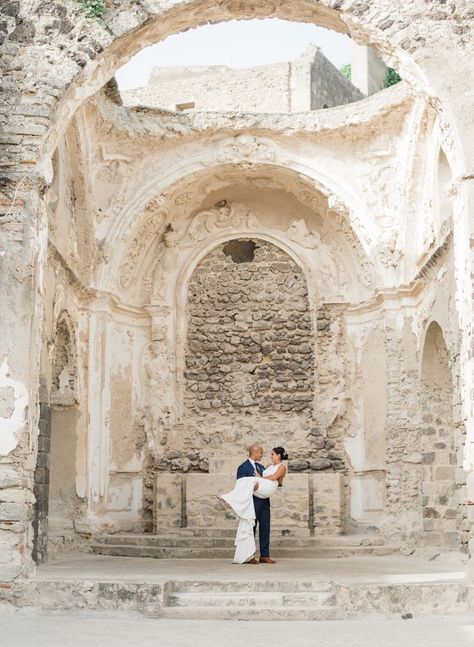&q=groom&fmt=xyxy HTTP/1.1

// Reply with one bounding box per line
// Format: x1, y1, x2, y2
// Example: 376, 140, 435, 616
236, 443, 276, 564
